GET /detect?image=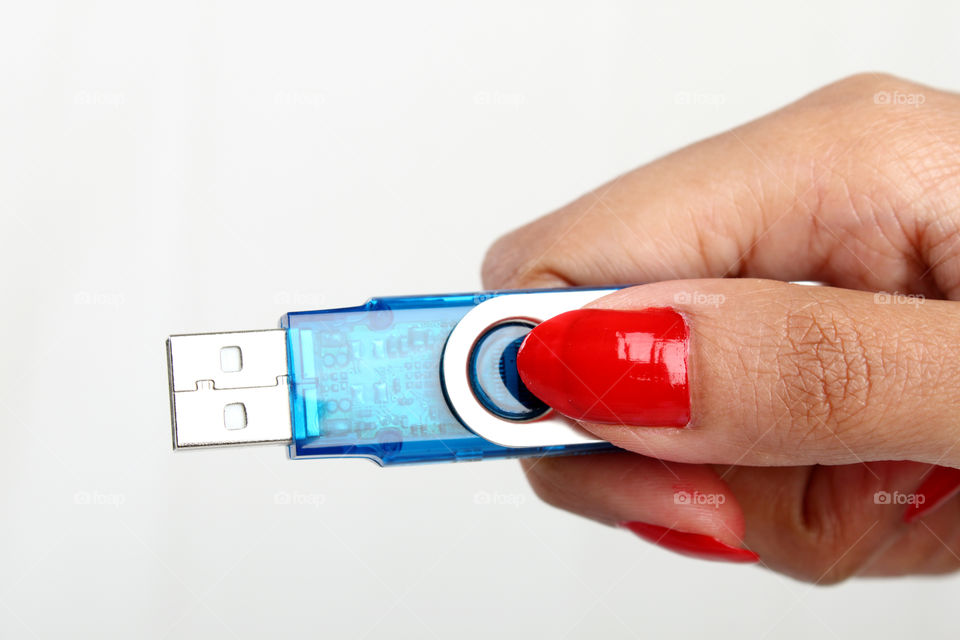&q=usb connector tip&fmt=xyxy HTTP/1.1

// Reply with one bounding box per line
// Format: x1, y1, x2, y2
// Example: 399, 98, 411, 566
166, 329, 293, 449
